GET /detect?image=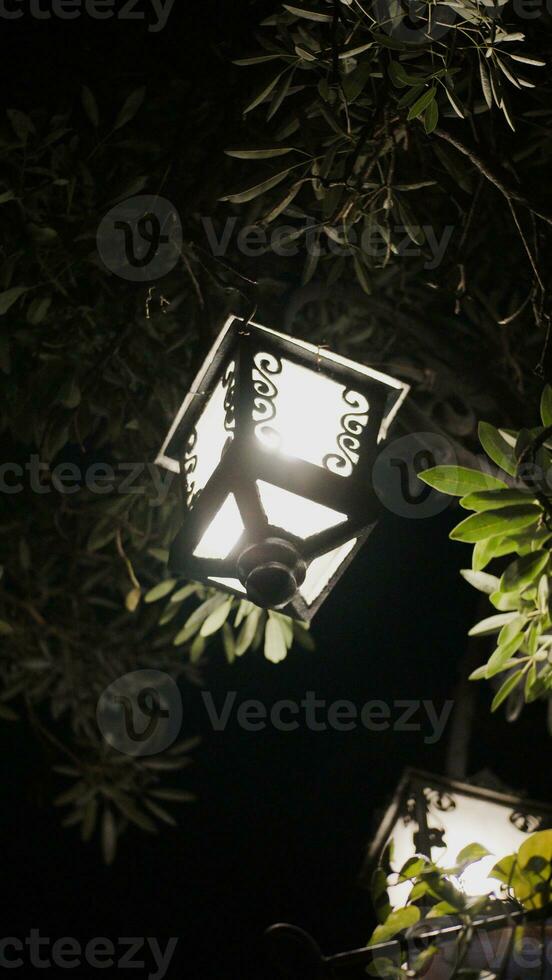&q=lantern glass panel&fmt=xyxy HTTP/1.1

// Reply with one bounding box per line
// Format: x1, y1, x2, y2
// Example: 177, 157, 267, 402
300, 538, 357, 606
183, 361, 235, 505
193, 493, 244, 561
209, 576, 246, 594
256, 480, 347, 539
253, 353, 369, 476
389, 792, 533, 905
